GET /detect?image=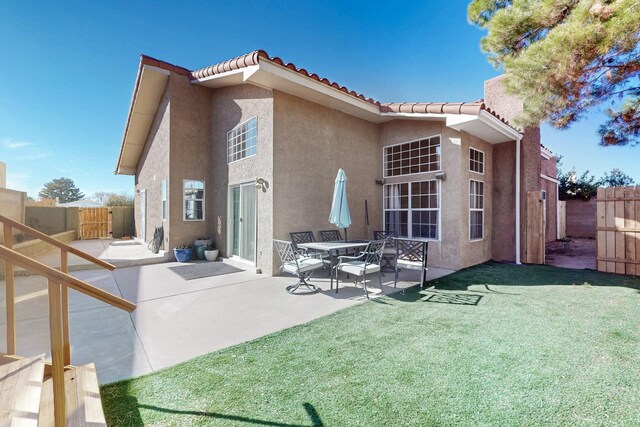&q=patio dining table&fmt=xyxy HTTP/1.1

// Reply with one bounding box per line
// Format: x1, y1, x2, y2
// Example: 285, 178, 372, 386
297, 240, 370, 290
